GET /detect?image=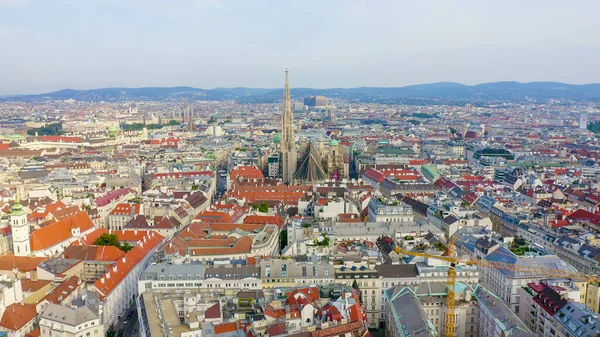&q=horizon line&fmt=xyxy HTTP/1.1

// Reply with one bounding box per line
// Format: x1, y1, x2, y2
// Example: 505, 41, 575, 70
3, 80, 599, 97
